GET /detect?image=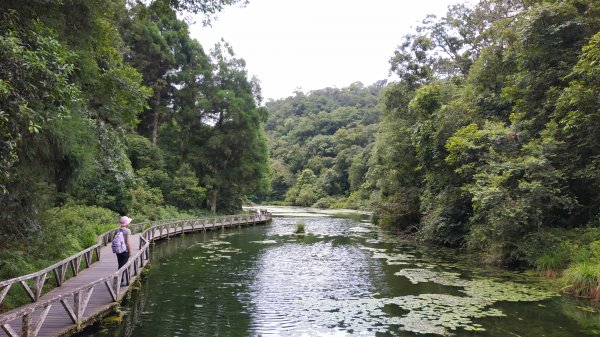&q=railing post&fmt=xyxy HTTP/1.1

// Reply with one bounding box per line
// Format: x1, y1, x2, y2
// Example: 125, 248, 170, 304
22, 311, 31, 337
0, 284, 12, 307
34, 274, 46, 301
95, 246, 101, 262
114, 275, 120, 299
